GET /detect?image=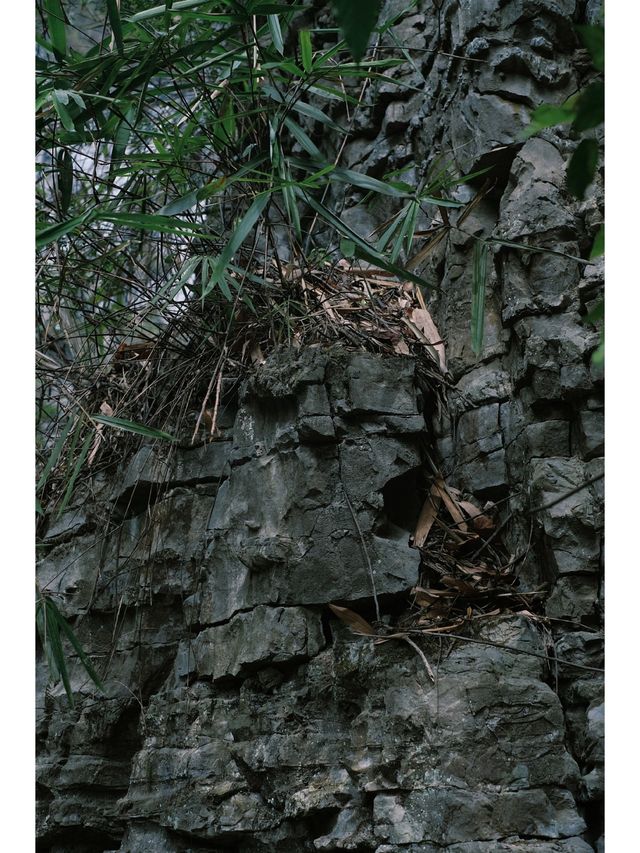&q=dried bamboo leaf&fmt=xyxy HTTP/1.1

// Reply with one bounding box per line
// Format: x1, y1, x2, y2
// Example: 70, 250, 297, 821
411, 490, 442, 548
328, 604, 376, 636
433, 476, 468, 533
408, 308, 447, 373
458, 499, 495, 532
